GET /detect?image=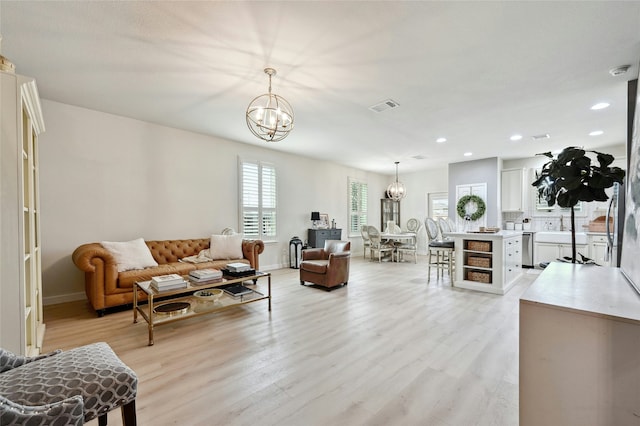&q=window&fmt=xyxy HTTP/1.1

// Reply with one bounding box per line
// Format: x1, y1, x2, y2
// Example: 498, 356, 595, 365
240, 160, 277, 240
428, 192, 449, 219
348, 178, 368, 237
